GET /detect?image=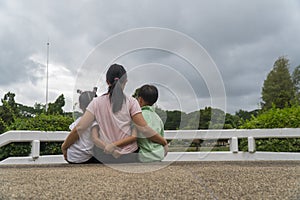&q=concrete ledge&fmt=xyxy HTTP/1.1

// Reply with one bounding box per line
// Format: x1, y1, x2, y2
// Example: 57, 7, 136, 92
163, 151, 300, 161
1, 151, 300, 165
0, 155, 68, 165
